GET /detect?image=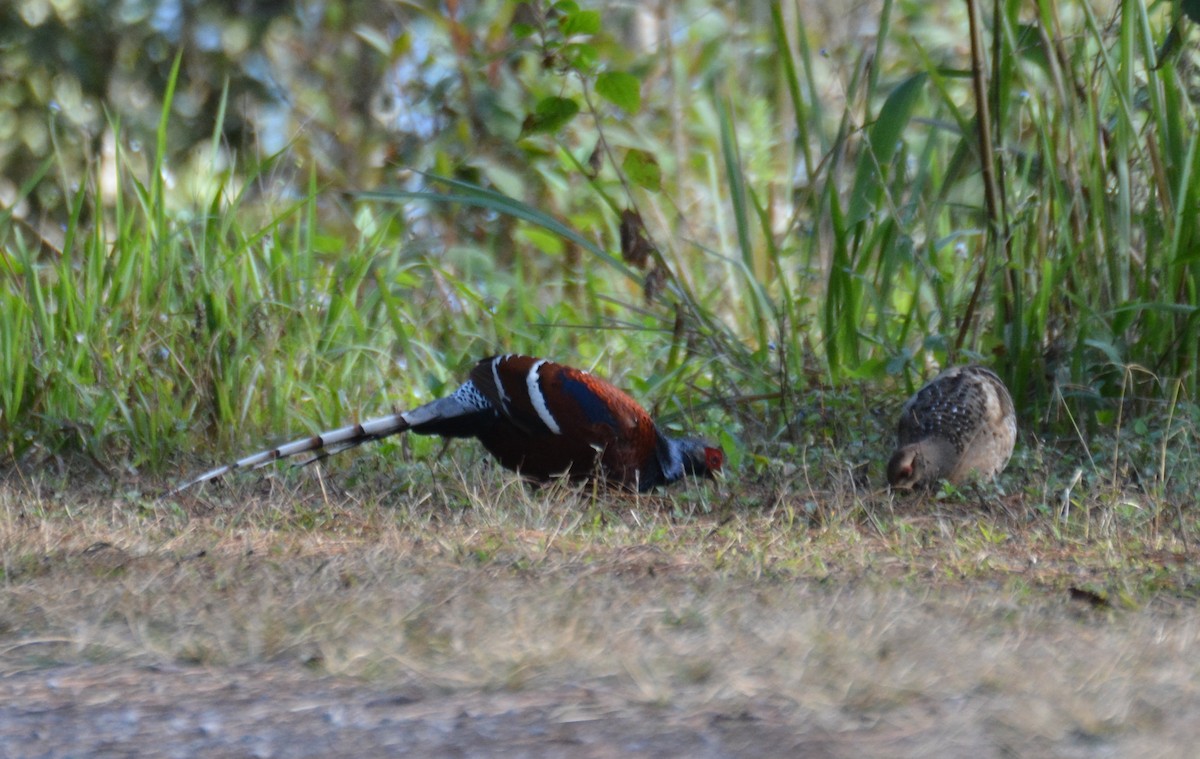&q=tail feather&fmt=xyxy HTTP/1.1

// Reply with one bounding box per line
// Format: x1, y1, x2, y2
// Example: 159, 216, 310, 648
168, 411, 412, 495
